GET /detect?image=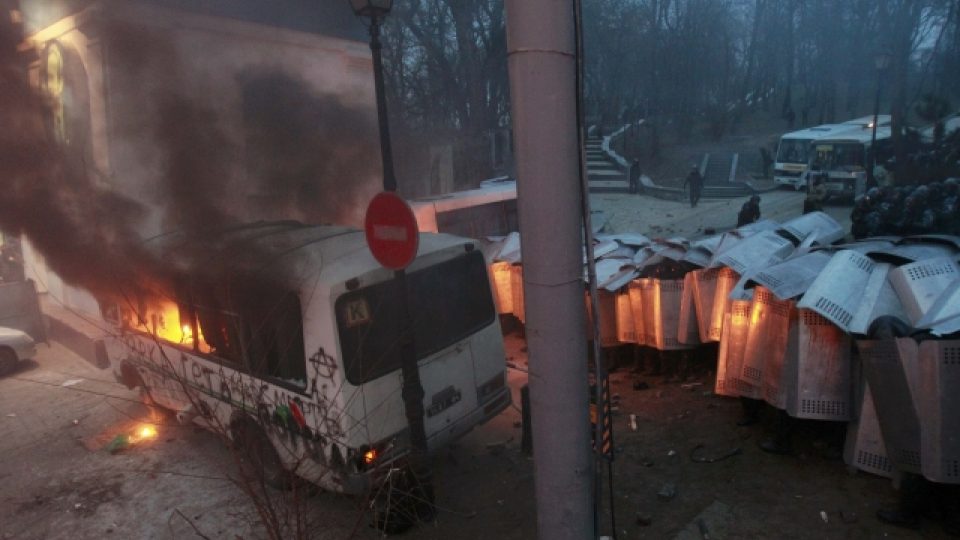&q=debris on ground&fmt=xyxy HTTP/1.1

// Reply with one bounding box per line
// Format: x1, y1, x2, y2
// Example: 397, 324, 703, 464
105, 434, 131, 454
680, 382, 704, 391
673, 501, 732, 540
840, 510, 858, 524
636, 512, 653, 526
657, 483, 677, 501
61, 379, 83, 387
633, 381, 650, 391
697, 518, 711, 539
486, 438, 513, 455
690, 444, 742, 464
820, 510, 828, 523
